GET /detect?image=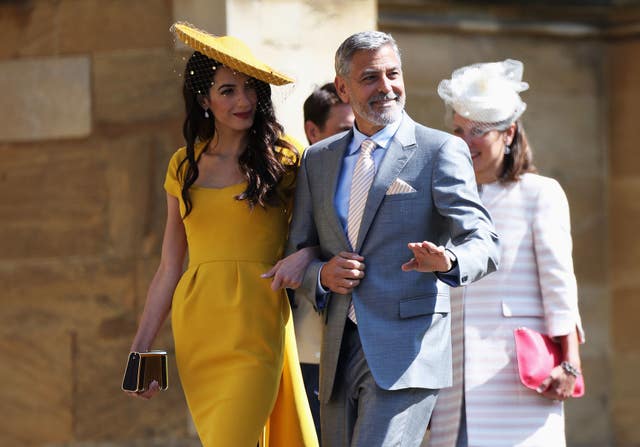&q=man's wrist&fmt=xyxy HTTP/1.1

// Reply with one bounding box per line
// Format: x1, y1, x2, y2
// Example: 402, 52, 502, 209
440, 249, 457, 273
319, 263, 325, 289
317, 264, 329, 294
